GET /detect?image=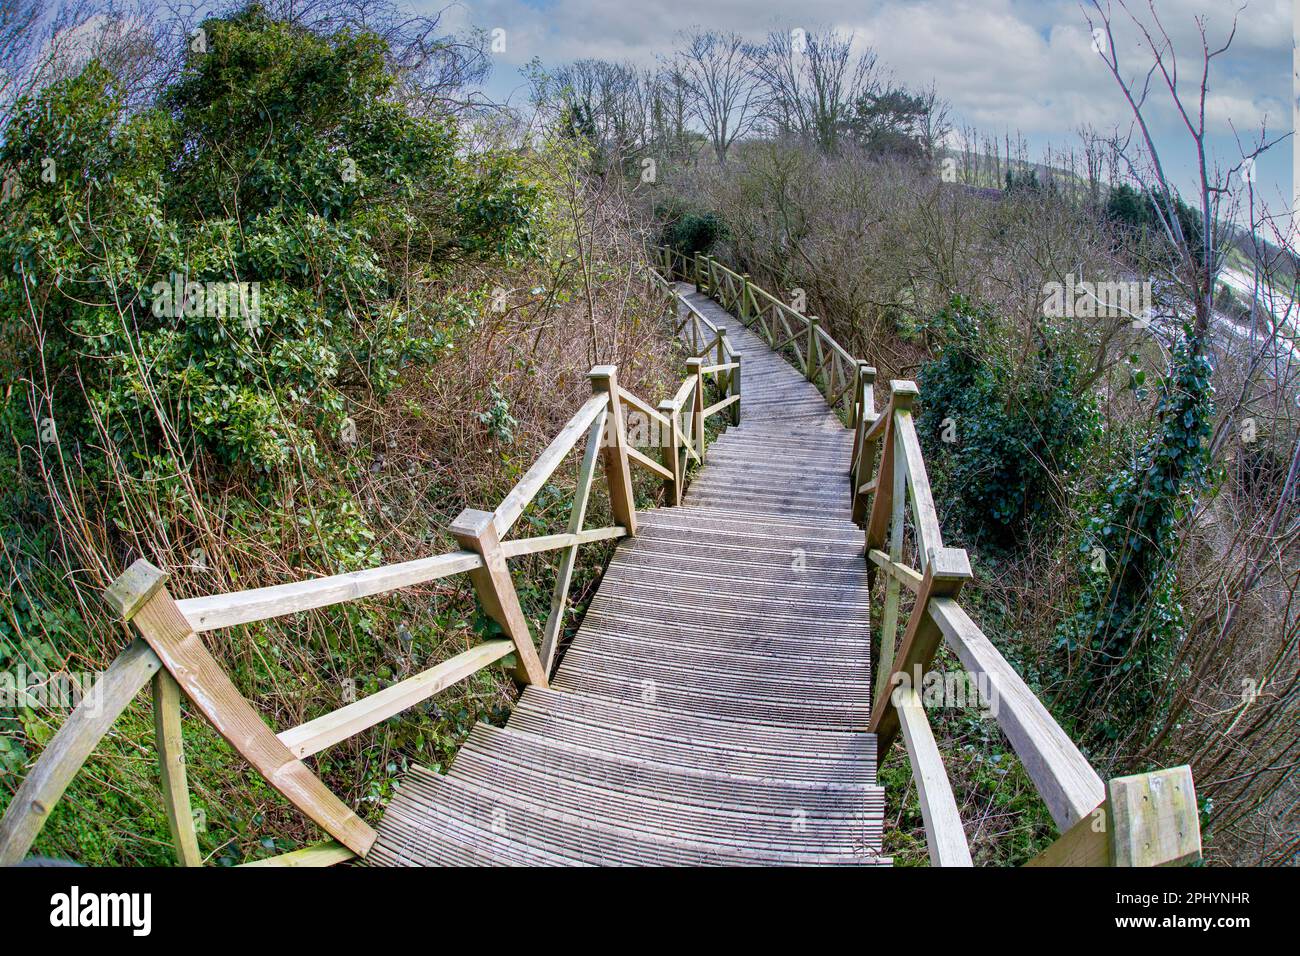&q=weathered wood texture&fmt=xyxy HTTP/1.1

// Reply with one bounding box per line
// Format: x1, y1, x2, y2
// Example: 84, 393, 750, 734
128, 571, 378, 856
0, 639, 161, 865
370, 284, 887, 866
153, 670, 203, 866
